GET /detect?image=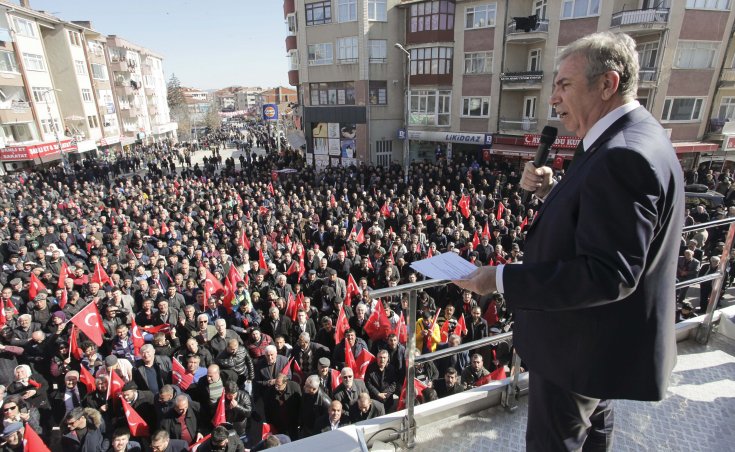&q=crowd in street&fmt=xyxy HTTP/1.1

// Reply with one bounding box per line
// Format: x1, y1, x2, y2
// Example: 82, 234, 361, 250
0, 119, 710, 451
